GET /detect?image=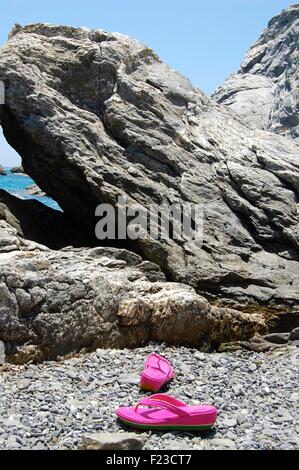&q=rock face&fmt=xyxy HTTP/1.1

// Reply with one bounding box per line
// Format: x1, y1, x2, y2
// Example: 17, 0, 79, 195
0, 165, 6, 175
0, 189, 95, 249
0, 221, 265, 363
213, 5, 299, 140
0, 23, 299, 309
